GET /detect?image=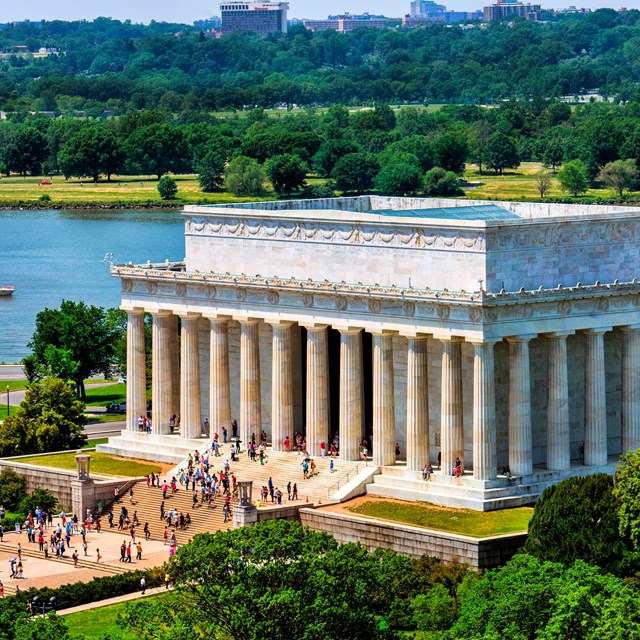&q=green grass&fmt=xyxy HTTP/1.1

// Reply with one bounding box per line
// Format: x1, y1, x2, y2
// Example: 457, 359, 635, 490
85, 413, 127, 424
64, 600, 134, 639
347, 499, 533, 538
0, 380, 29, 391
84, 383, 127, 406
0, 406, 18, 420
17, 451, 161, 477
84, 438, 109, 448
